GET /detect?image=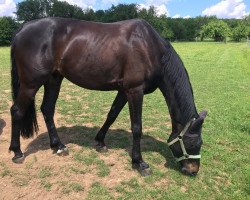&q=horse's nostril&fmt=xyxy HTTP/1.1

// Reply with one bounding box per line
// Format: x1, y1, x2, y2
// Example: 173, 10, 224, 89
181, 167, 198, 176
190, 172, 197, 176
